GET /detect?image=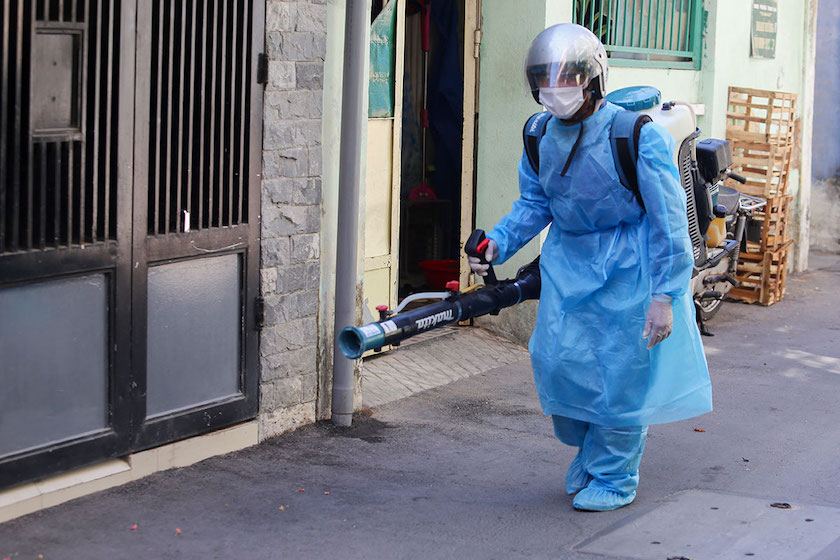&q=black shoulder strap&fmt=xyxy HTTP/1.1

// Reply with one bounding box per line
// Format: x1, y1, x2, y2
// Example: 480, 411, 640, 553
523, 111, 553, 174
524, 109, 652, 210
610, 110, 652, 210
